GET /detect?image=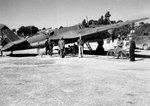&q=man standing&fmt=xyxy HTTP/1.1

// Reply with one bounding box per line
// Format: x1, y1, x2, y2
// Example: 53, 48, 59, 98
58, 37, 65, 58
77, 36, 84, 58
49, 39, 54, 56
45, 38, 50, 55
104, 11, 111, 24
116, 35, 124, 58
129, 31, 136, 61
